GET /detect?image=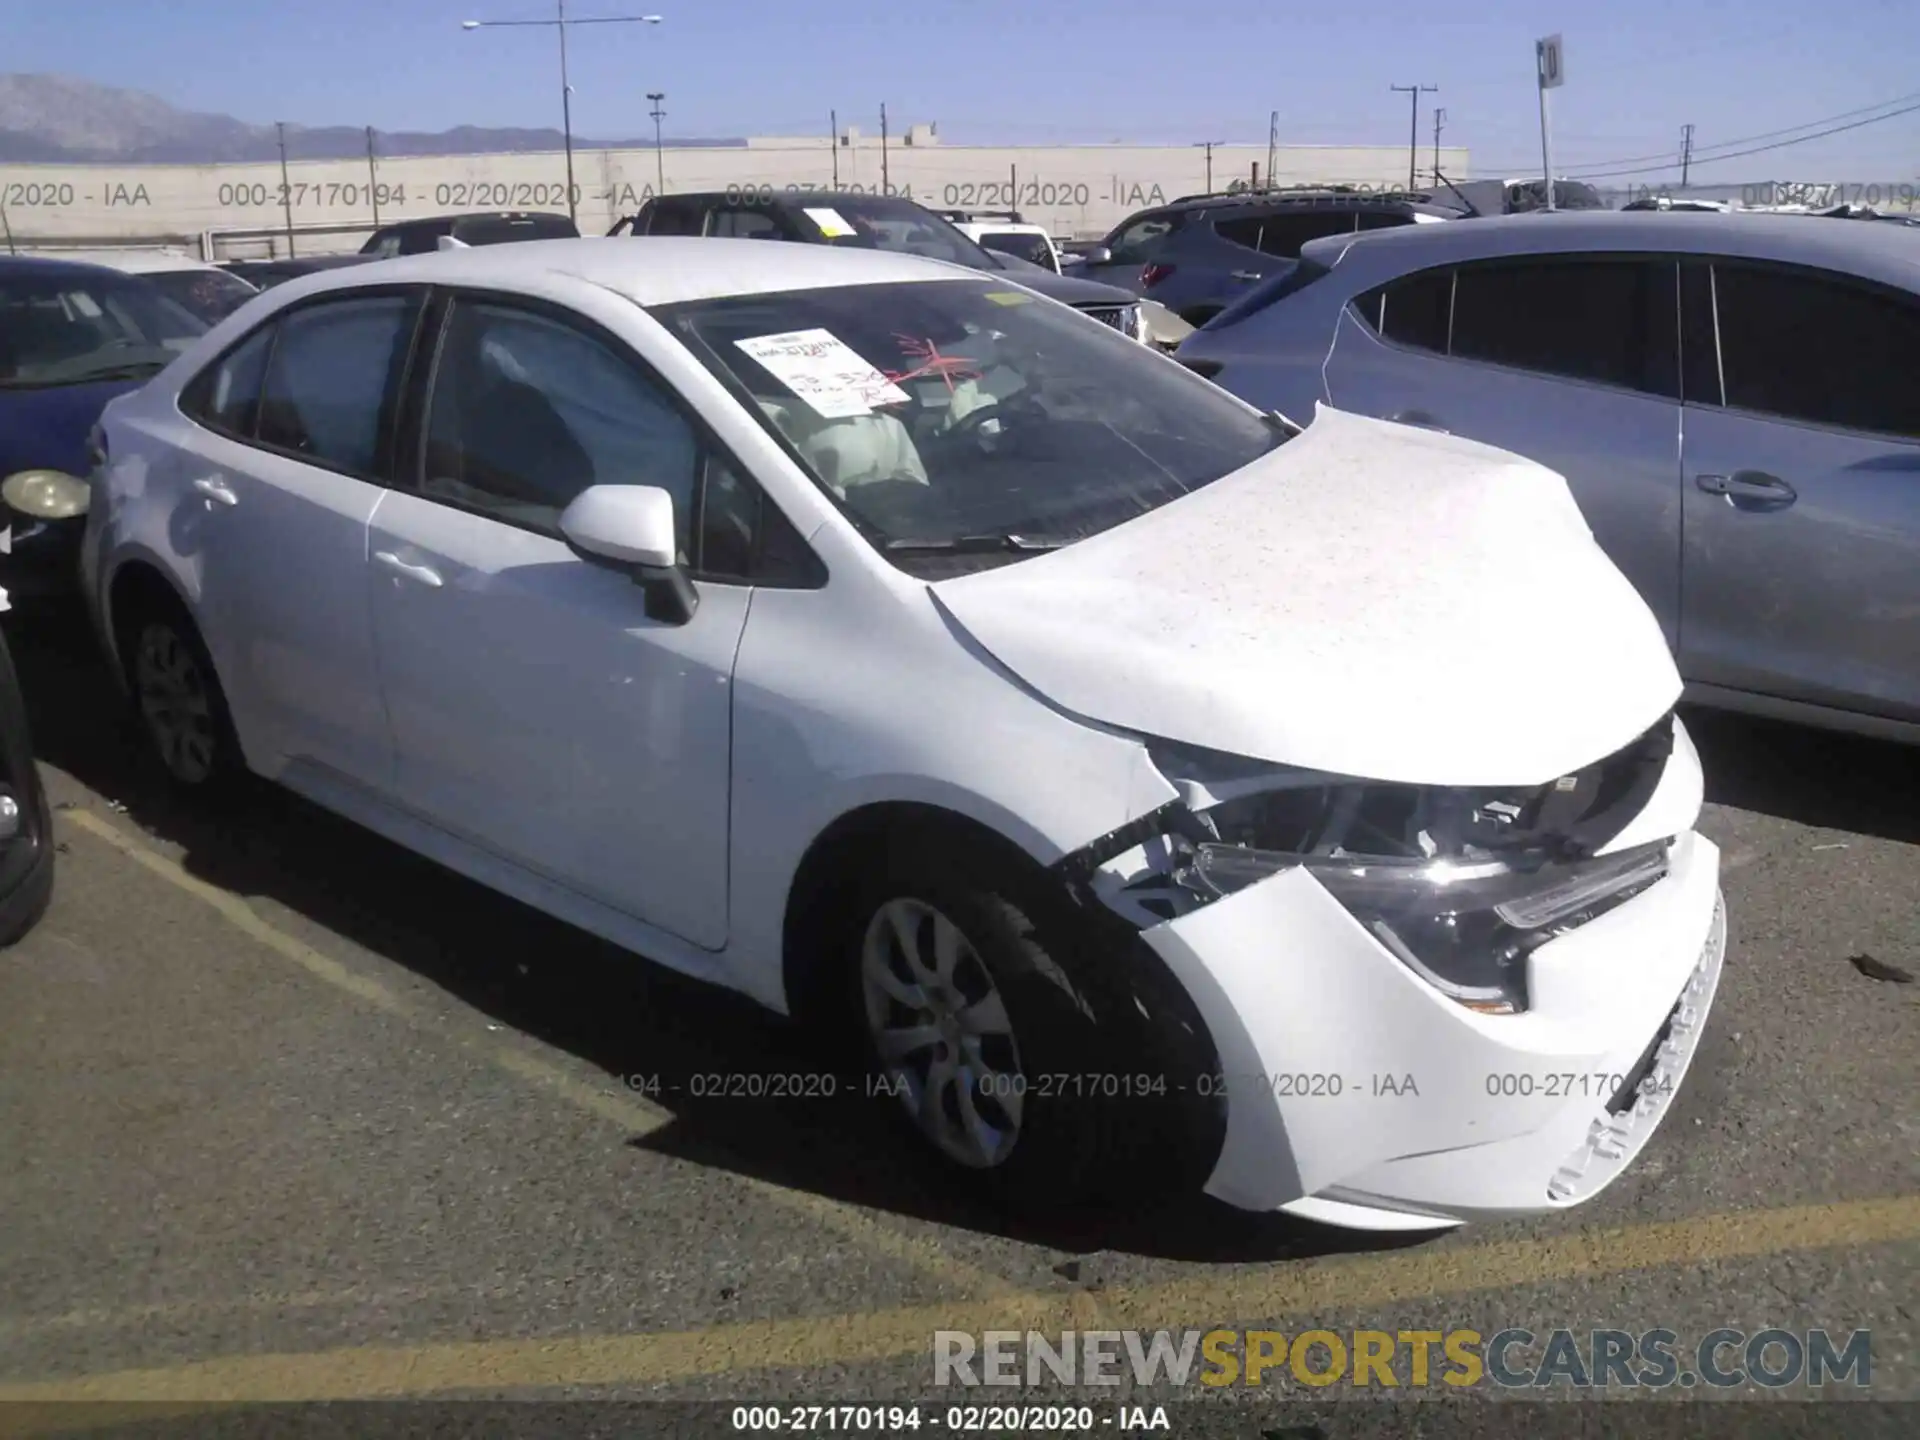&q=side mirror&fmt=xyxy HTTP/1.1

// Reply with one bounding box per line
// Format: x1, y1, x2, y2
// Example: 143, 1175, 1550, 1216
1077, 245, 1113, 265
559, 484, 698, 625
